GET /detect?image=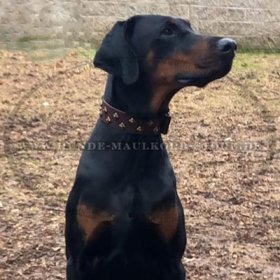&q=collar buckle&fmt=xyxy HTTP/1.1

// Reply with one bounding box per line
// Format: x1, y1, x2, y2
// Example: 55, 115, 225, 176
160, 114, 171, 134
